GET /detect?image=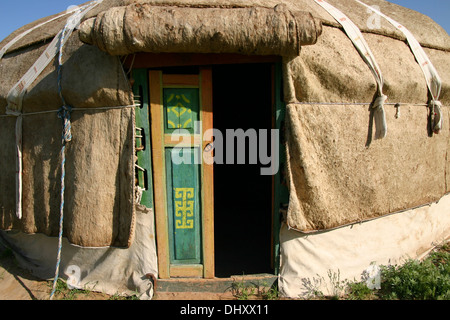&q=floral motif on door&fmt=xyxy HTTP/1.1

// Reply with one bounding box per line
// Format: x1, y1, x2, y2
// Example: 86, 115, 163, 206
164, 89, 199, 131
